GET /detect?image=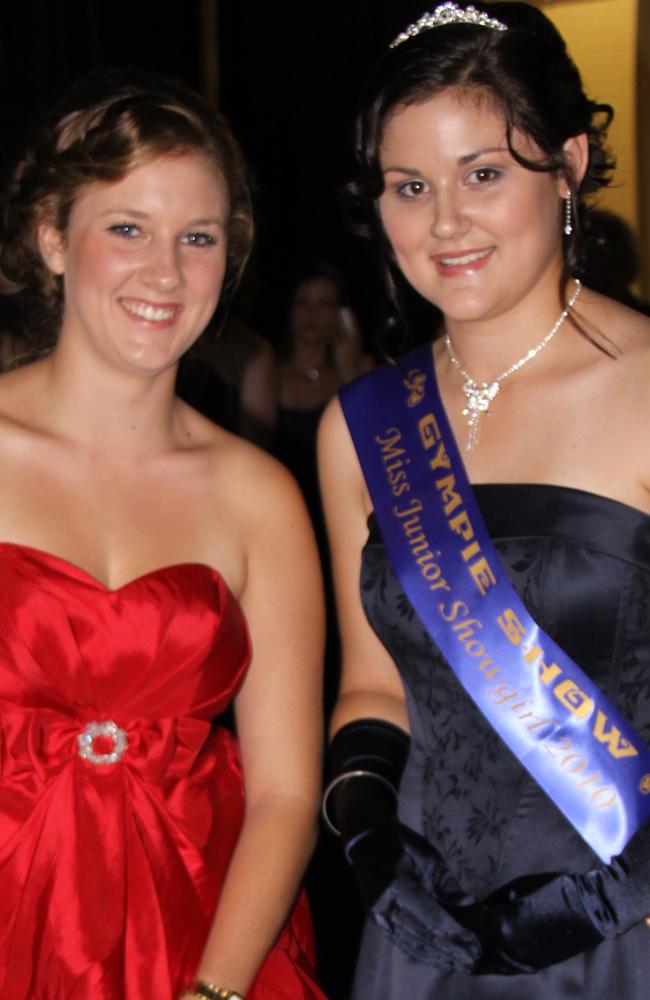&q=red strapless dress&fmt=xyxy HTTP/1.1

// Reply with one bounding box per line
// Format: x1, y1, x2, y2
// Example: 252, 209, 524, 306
0, 543, 326, 1000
